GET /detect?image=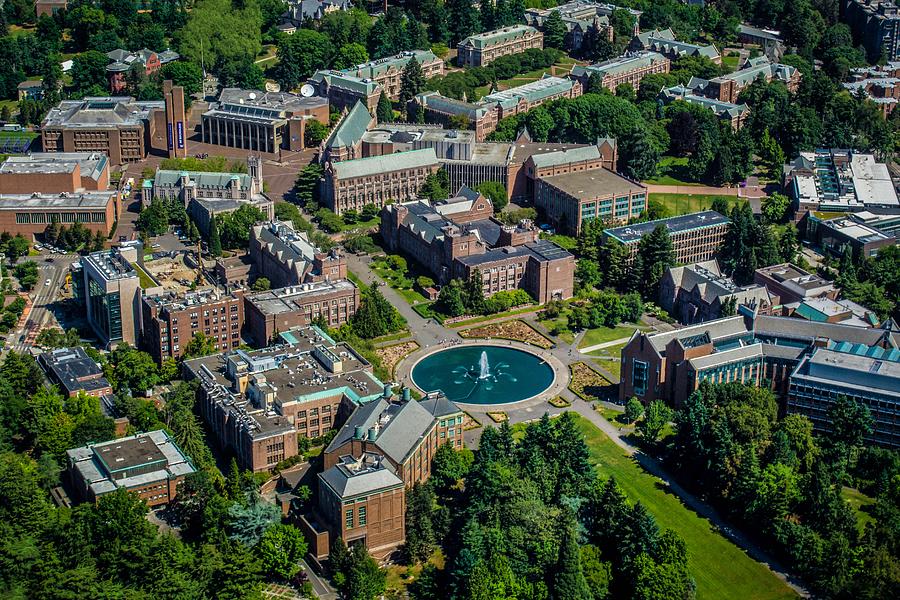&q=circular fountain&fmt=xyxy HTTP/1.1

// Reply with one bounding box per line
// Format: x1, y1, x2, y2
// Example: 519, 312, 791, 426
410, 345, 555, 405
